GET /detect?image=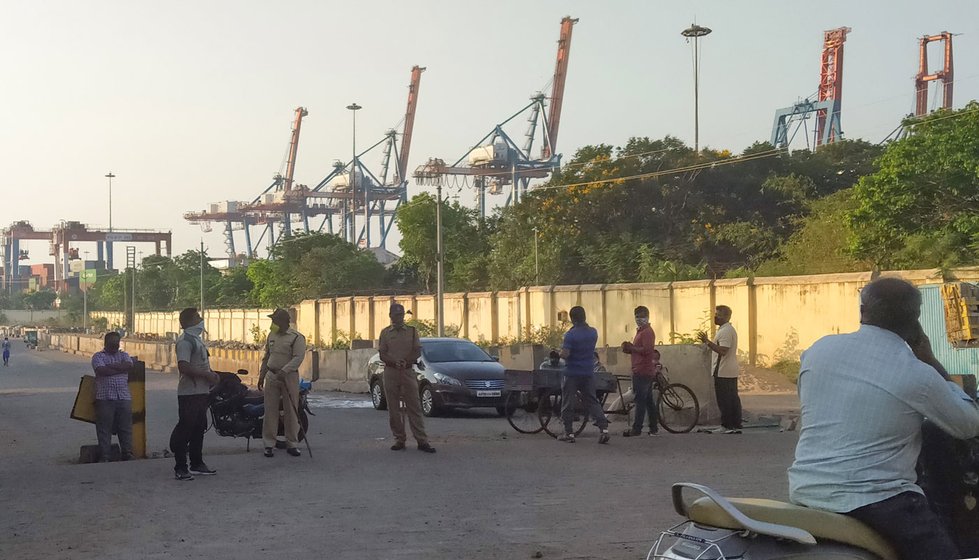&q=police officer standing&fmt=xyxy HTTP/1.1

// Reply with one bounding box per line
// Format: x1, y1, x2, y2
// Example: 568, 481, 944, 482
378, 303, 436, 453
258, 308, 307, 458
